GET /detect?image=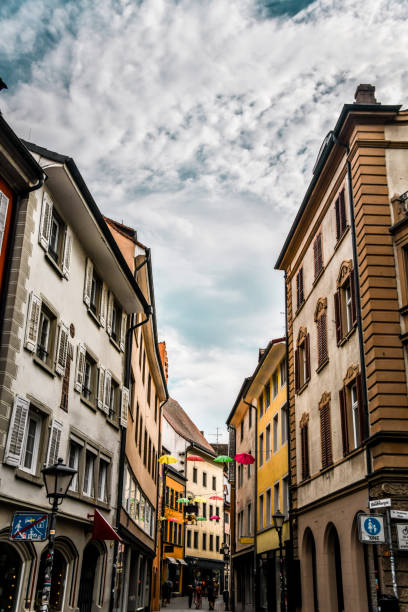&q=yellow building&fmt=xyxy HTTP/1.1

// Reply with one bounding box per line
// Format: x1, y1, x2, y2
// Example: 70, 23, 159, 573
162, 466, 187, 595
245, 337, 289, 612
